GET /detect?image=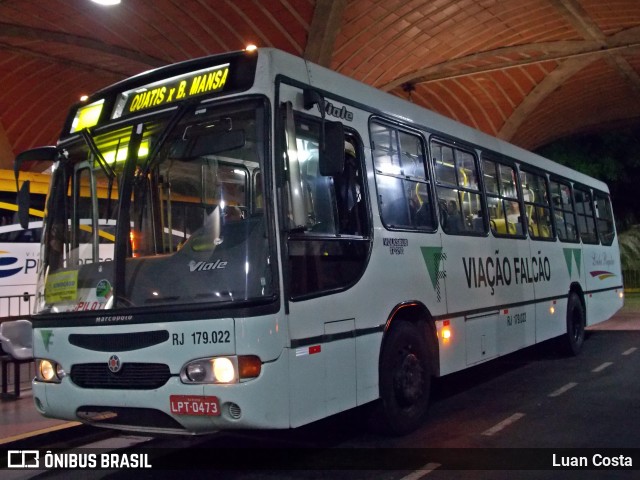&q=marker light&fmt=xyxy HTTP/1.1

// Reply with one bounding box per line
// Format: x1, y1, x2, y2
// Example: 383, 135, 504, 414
245, 44, 257, 52
440, 320, 452, 341
70, 99, 104, 133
